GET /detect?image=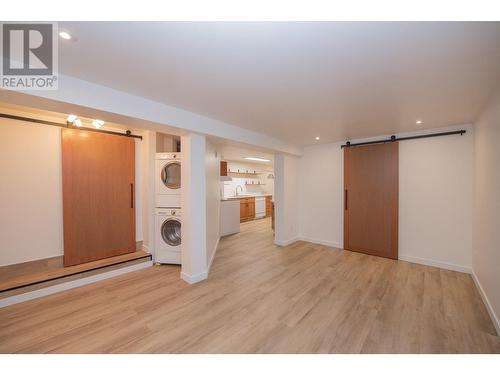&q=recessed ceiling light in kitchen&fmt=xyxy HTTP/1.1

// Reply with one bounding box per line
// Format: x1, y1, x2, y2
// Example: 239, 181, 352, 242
244, 157, 270, 162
